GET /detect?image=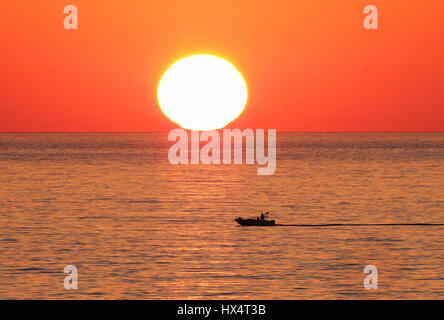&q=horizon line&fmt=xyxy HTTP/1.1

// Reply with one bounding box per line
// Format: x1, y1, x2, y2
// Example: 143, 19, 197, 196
0, 130, 443, 134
